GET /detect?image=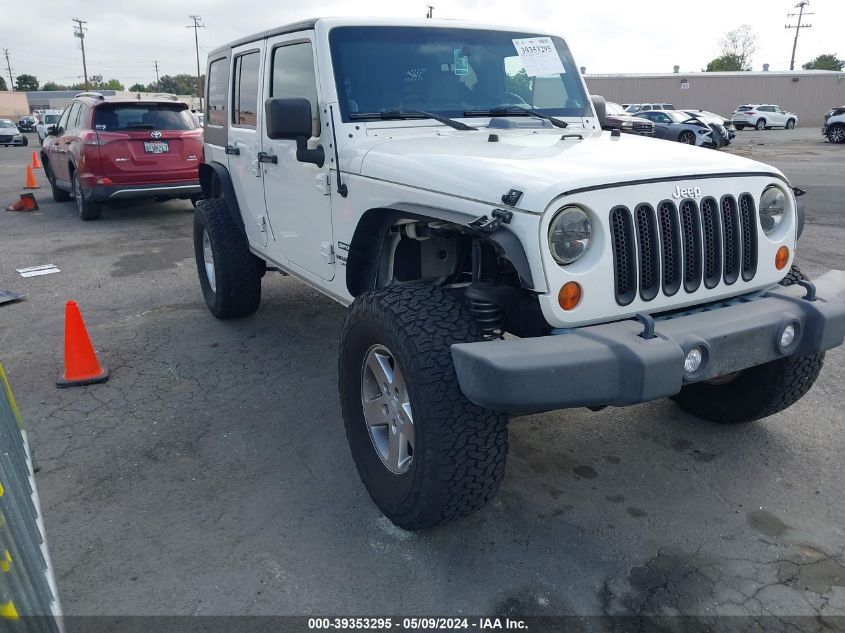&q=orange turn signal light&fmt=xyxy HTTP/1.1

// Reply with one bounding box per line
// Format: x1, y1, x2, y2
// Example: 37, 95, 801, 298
558, 281, 582, 311
775, 246, 789, 271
